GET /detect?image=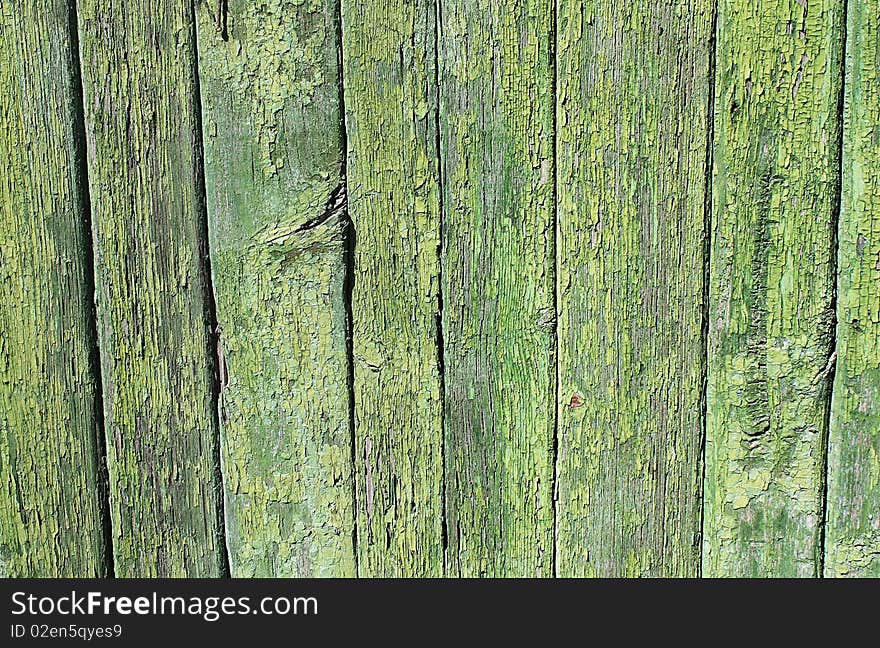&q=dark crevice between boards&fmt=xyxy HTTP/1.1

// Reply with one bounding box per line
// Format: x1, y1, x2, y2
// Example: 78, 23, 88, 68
818, 0, 848, 578
433, 0, 449, 575
296, 183, 346, 235
189, 1, 231, 578
67, 0, 115, 579
697, 0, 720, 578
215, 0, 228, 41
550, 0, 560, 579
342, 207, 358, 578
336, 0, 359, 577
